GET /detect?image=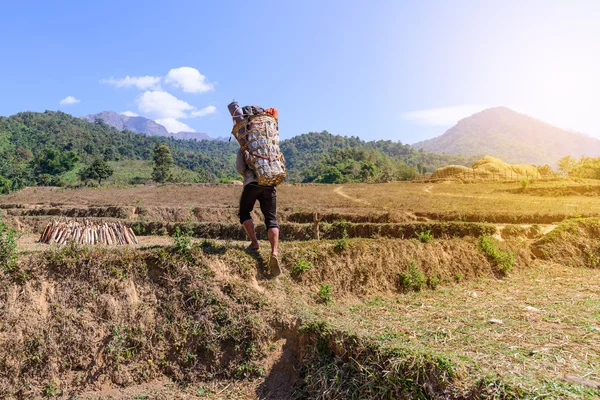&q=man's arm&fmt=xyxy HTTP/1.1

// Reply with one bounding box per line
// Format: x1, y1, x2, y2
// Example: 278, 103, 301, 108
236, 149, 248, 176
